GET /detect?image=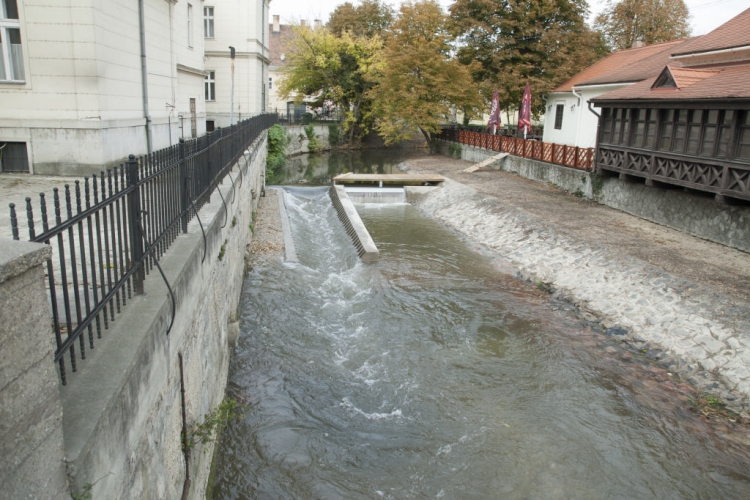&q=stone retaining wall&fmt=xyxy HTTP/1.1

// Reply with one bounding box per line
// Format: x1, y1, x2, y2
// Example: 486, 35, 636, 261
437, 141, 750, 253
3, 133, 269, 499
